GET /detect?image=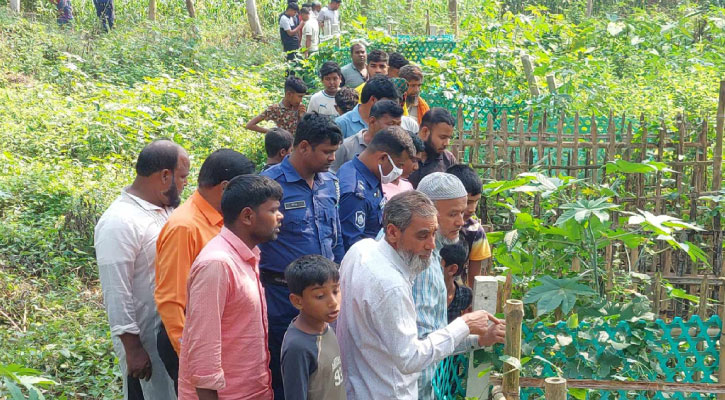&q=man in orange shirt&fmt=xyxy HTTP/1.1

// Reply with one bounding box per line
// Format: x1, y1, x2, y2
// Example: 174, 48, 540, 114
398, 64, 430, 125
155, 149, 256, 391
